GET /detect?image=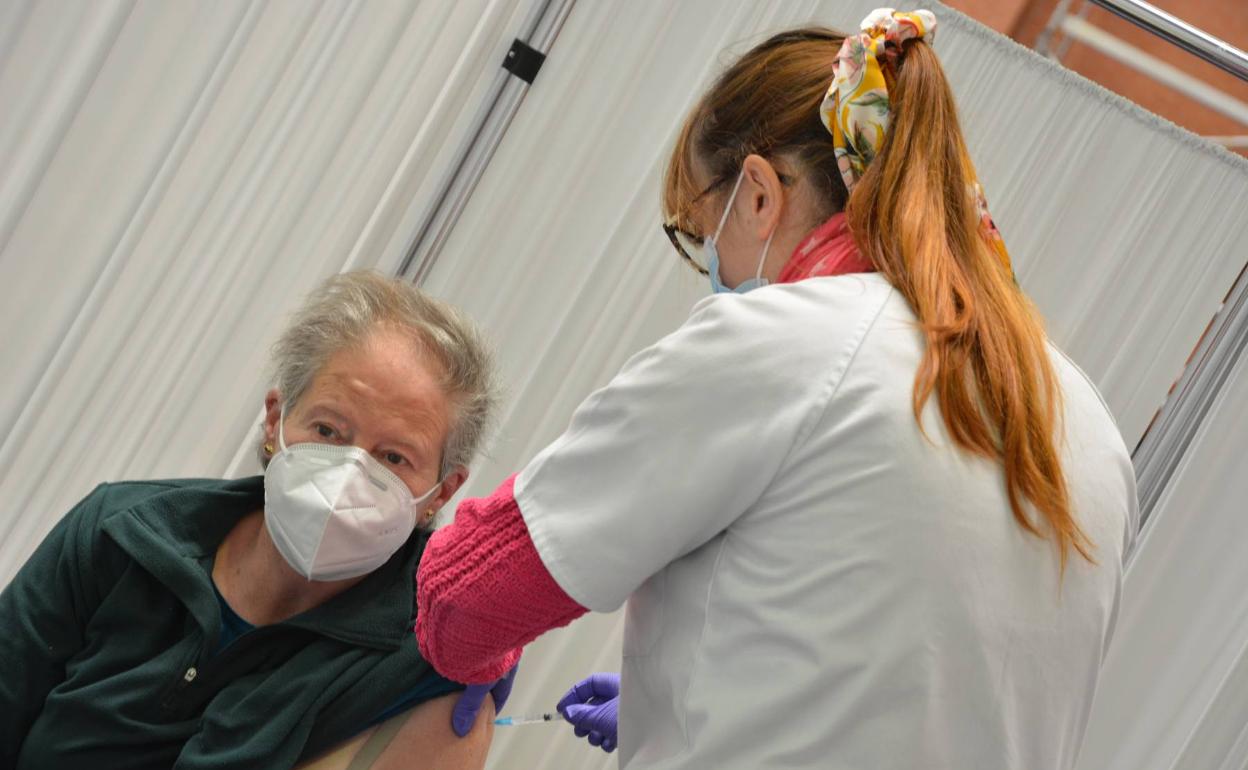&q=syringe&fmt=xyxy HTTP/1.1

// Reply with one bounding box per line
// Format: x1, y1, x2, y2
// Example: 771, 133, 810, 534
494, 713, 558, 726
